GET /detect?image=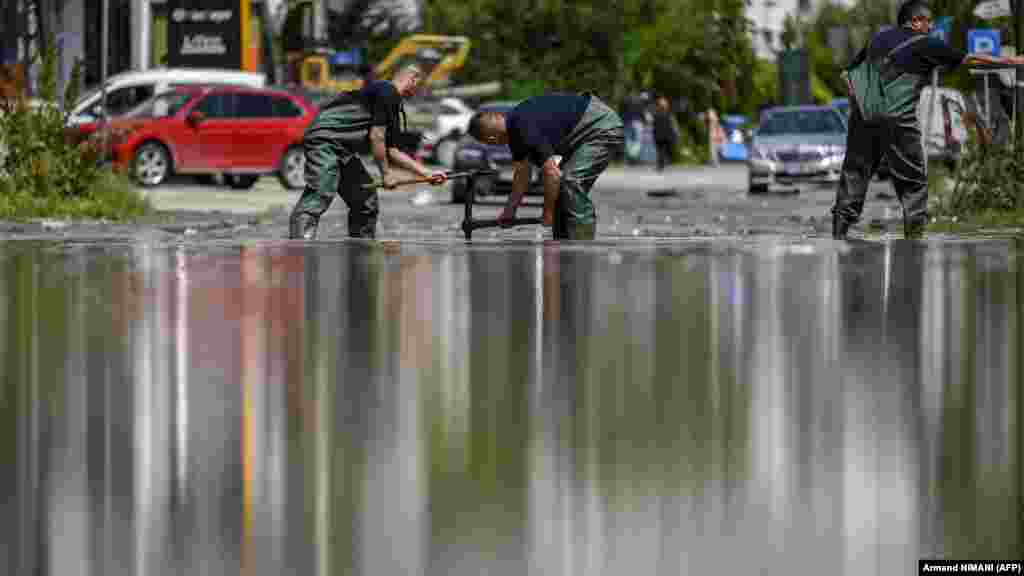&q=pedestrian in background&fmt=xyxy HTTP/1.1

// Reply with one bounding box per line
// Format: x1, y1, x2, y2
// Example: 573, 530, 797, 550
652, 96, 679, 172
706, 108, 724, 167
